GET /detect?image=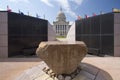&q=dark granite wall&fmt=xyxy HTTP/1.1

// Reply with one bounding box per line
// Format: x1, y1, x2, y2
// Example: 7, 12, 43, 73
8, 12, 48, 56
76, 12, 114, 56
